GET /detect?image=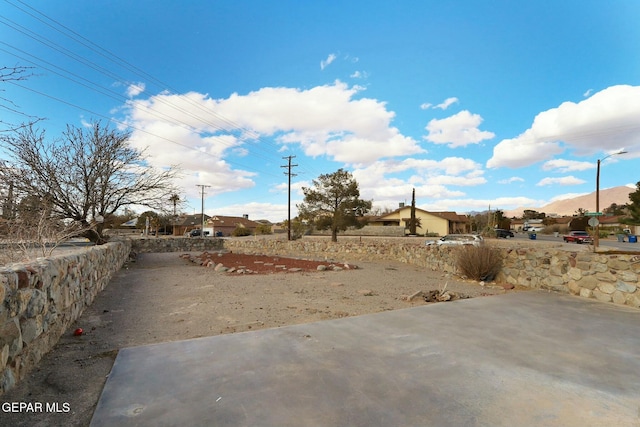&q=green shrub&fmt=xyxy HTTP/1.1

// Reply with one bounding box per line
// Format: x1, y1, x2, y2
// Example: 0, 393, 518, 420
231, 226, 252, 237
455, 245, 502, 281
255, 224, 272, 235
